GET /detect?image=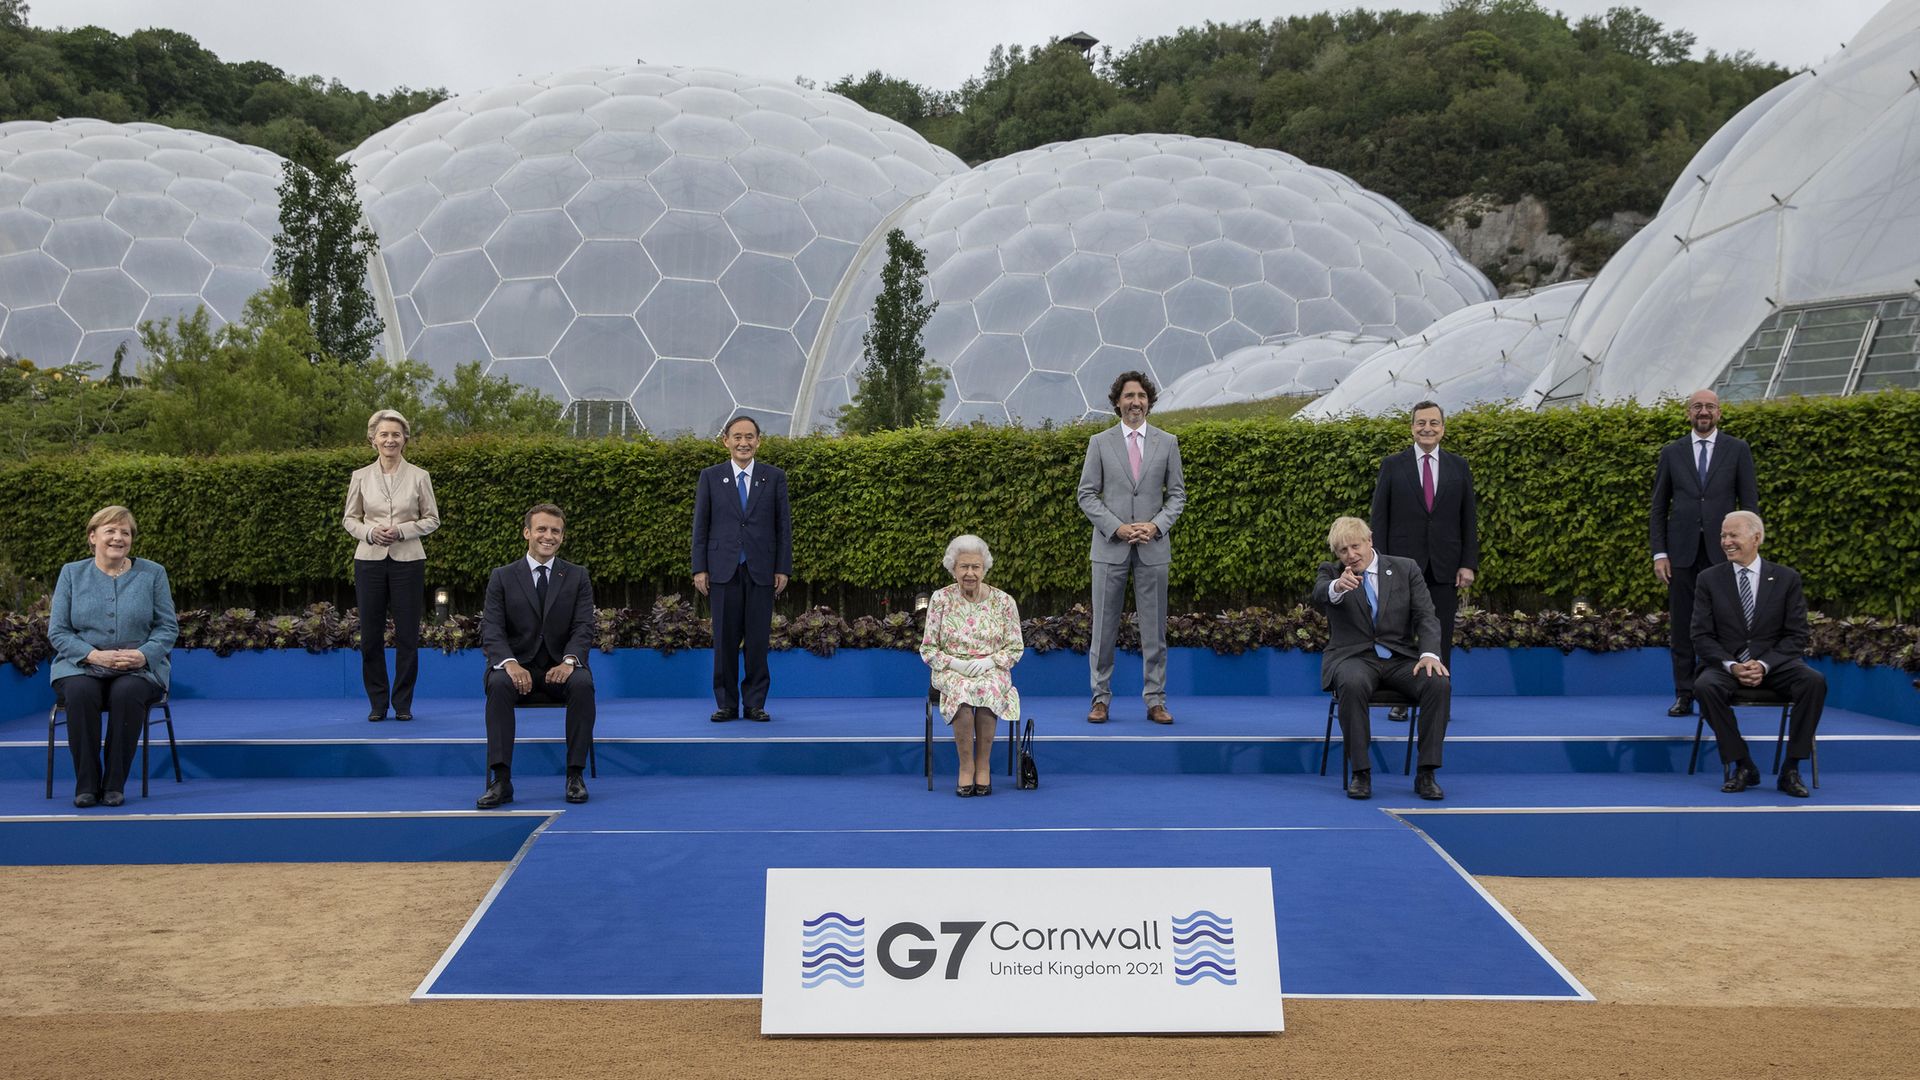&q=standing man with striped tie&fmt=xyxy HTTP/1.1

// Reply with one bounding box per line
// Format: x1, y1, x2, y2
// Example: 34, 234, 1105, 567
1689, 511, 1823, 797
1650, 389, 1759, 717
693, 415, 792, 723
